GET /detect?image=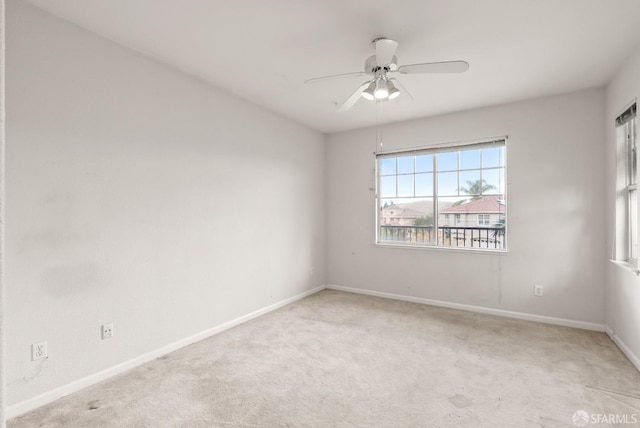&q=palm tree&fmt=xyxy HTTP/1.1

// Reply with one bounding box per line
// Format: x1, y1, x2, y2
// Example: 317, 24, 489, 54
458, 179, 496, 201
